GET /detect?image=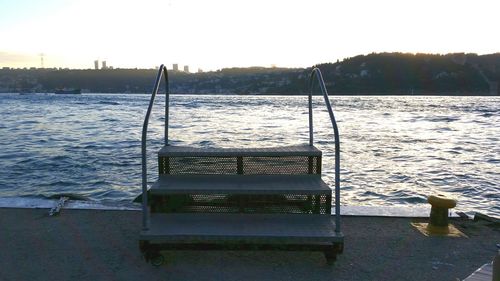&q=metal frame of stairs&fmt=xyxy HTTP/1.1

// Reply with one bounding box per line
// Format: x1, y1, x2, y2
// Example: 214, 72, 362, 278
139, 65, 343, 266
